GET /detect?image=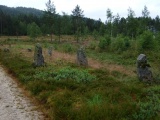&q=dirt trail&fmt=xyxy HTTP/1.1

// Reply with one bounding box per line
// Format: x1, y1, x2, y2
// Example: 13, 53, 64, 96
0, 66, 45, 120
